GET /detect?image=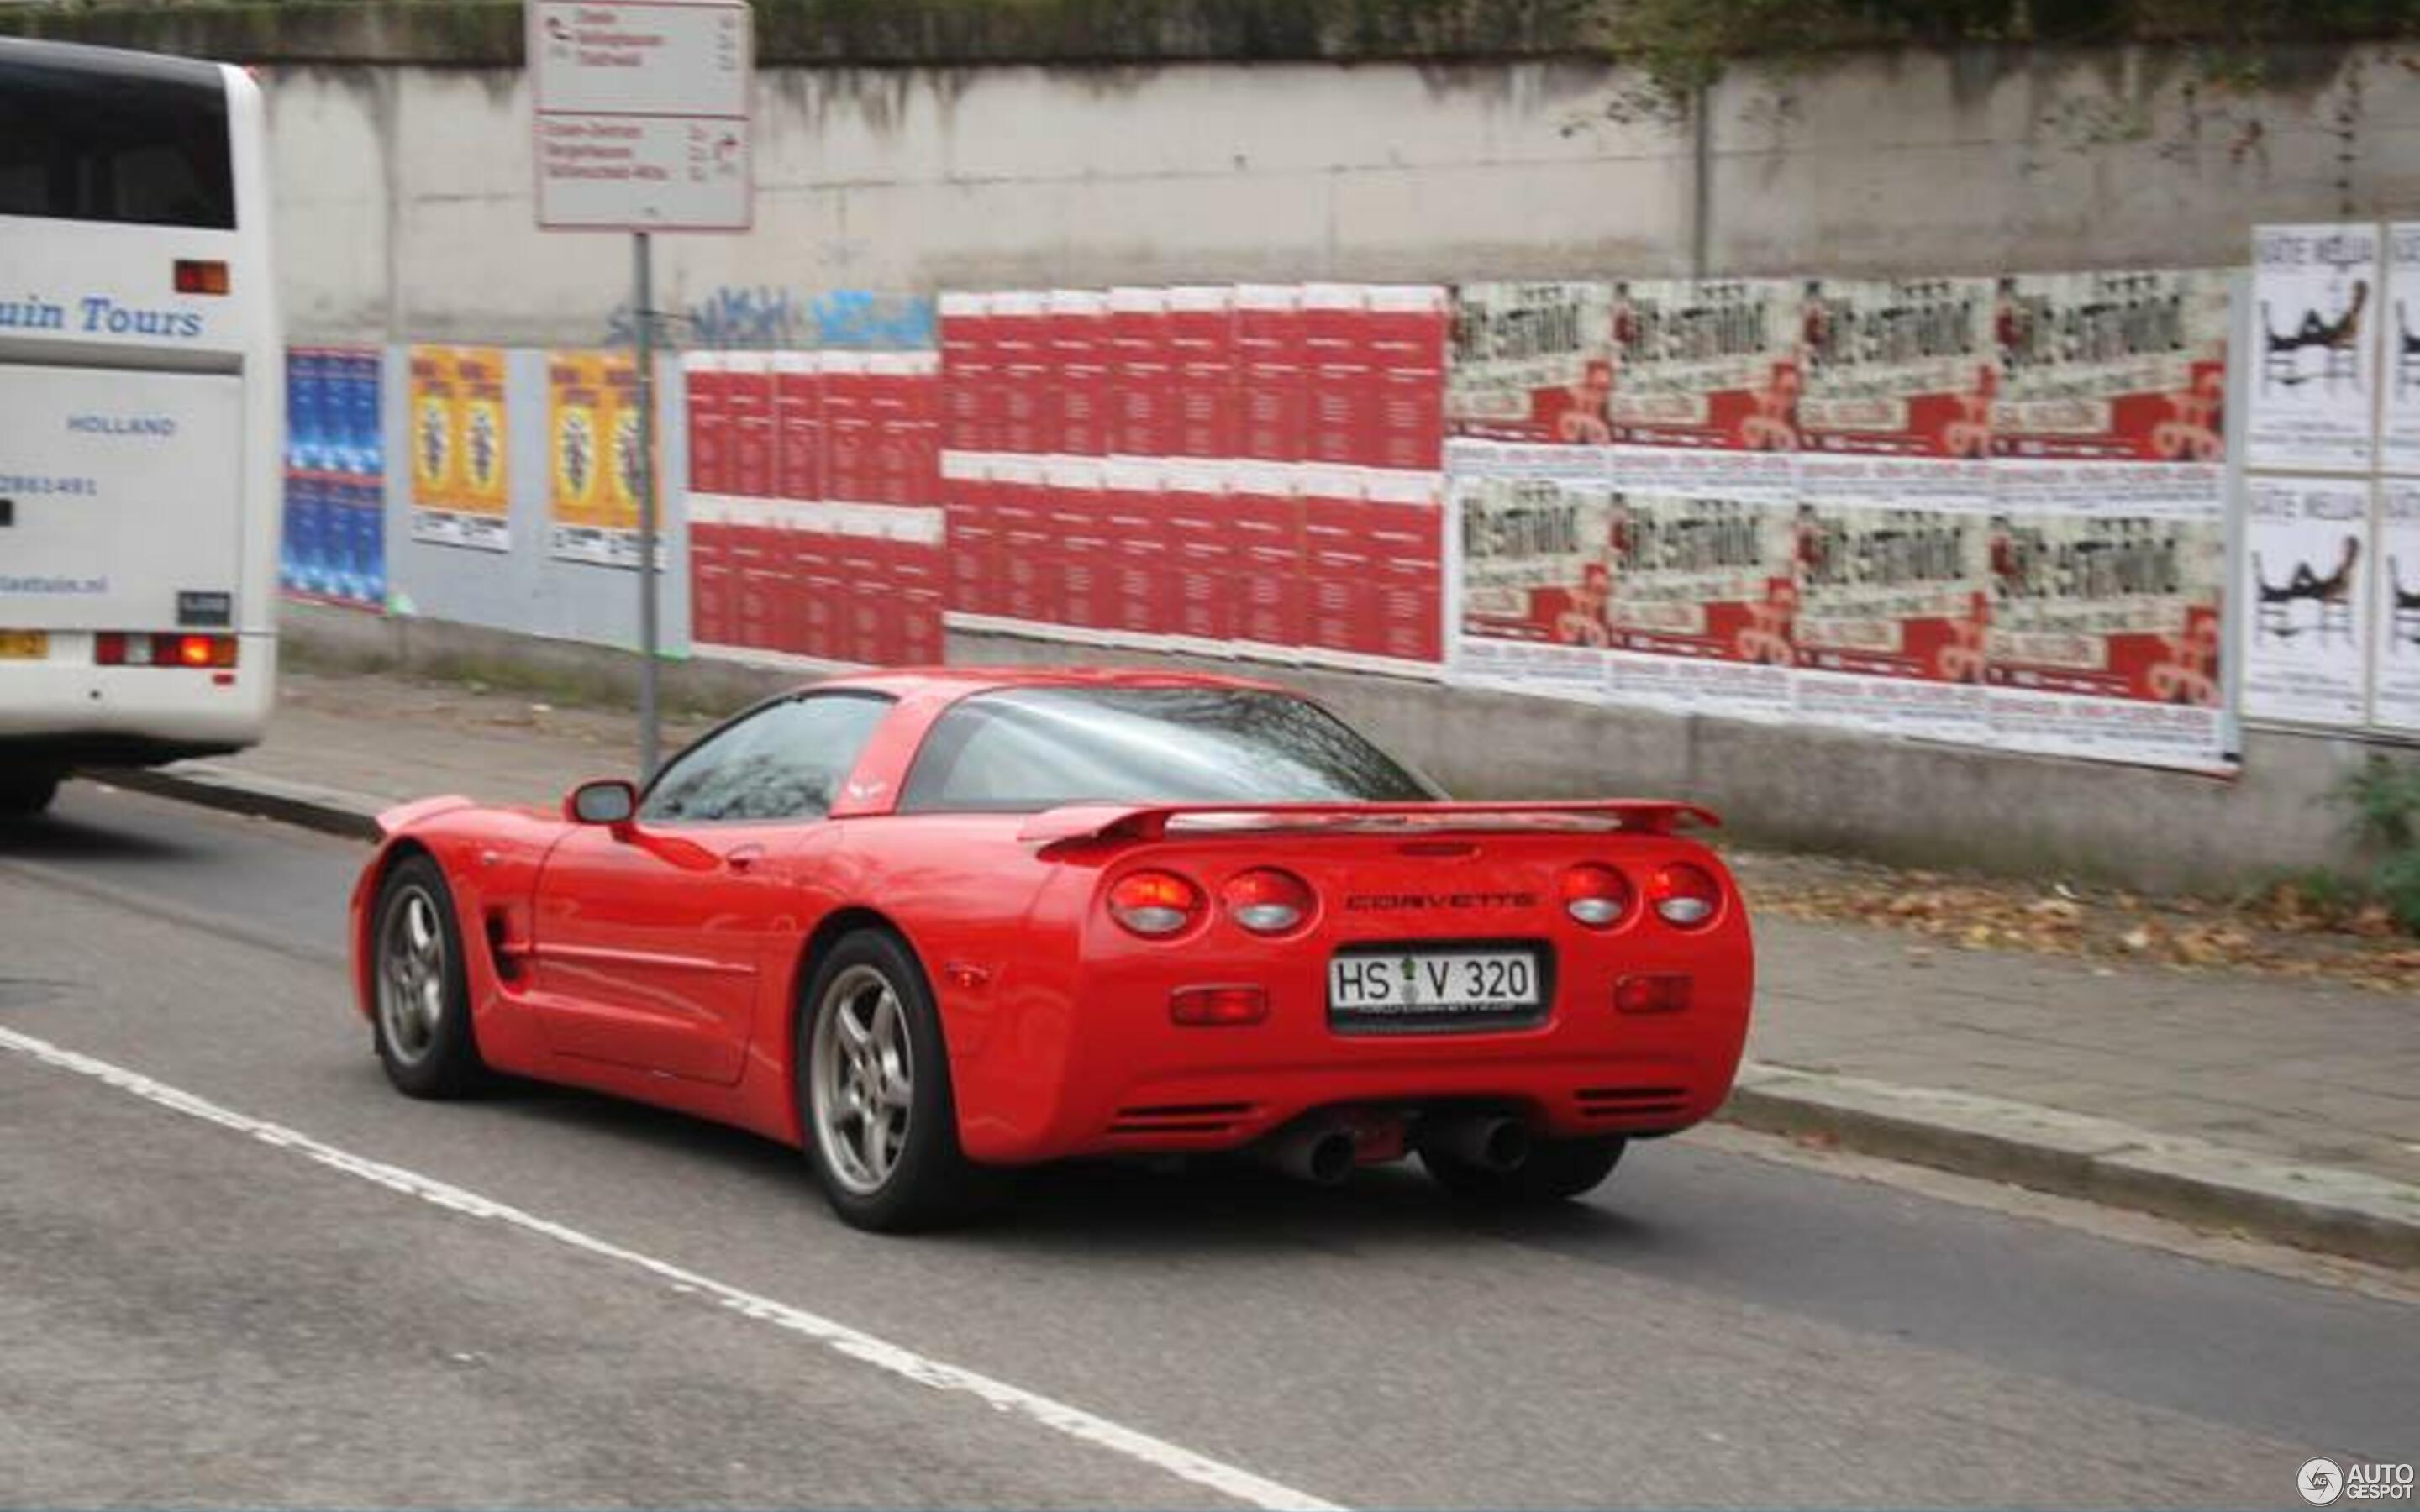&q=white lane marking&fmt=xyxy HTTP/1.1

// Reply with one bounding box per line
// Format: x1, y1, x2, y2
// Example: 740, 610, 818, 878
0, 1025, 1343, 1512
